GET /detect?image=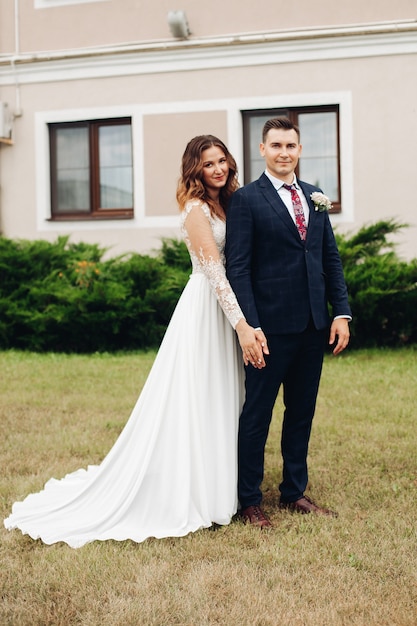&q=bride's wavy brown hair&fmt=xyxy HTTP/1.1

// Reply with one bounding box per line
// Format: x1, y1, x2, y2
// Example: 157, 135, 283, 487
176, 135, 239, 217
